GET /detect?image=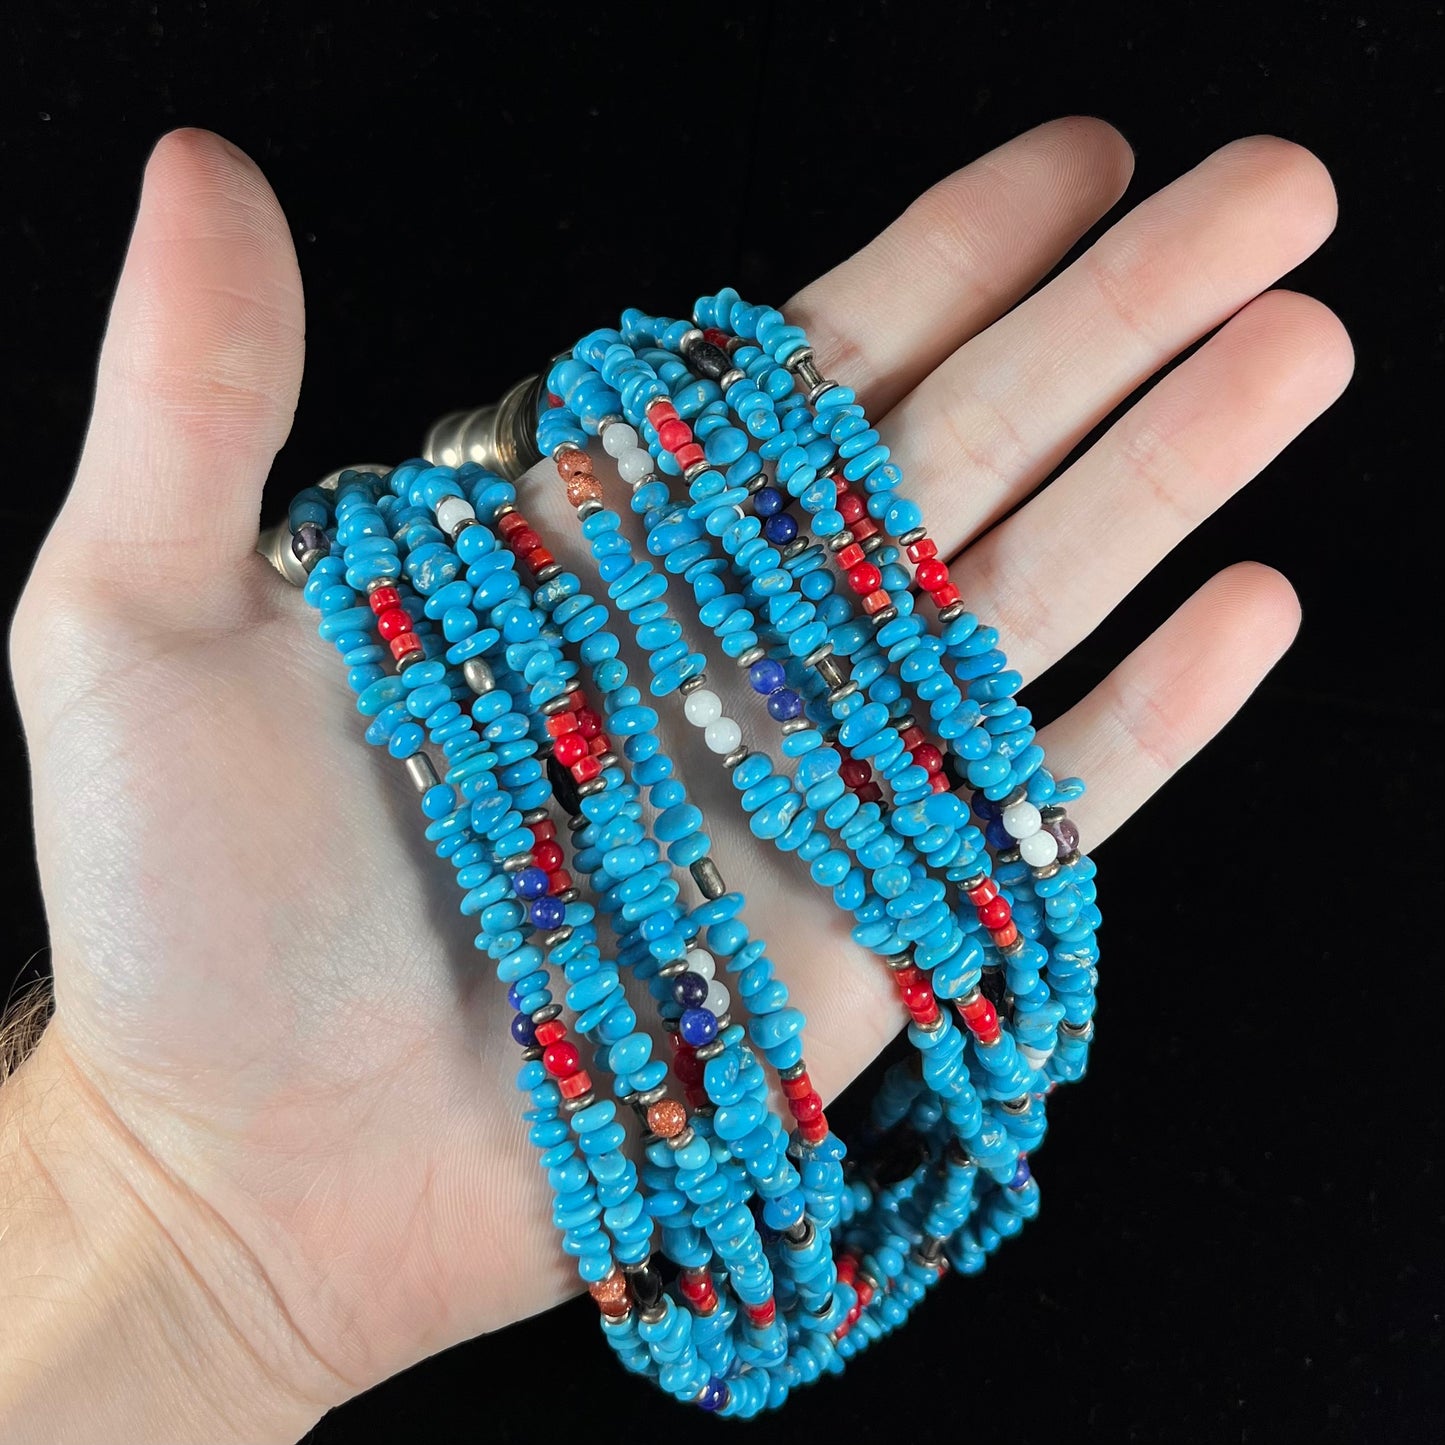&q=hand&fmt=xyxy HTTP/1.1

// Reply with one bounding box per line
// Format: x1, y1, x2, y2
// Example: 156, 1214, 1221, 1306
1, 121, 1349, 1441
